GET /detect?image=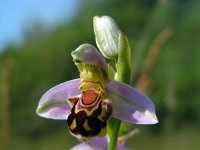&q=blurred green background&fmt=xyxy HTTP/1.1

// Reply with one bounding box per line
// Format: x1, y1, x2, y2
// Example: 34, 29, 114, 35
1, 0, 200, 150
